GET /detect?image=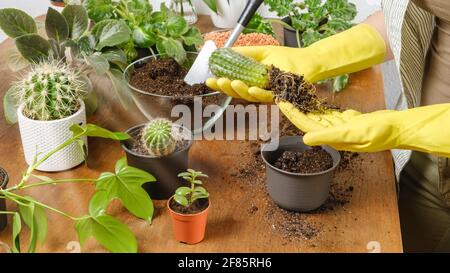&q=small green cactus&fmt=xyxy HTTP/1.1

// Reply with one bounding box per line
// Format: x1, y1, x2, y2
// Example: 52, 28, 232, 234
12, 60, 86, 121
142, 118, 176, 157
